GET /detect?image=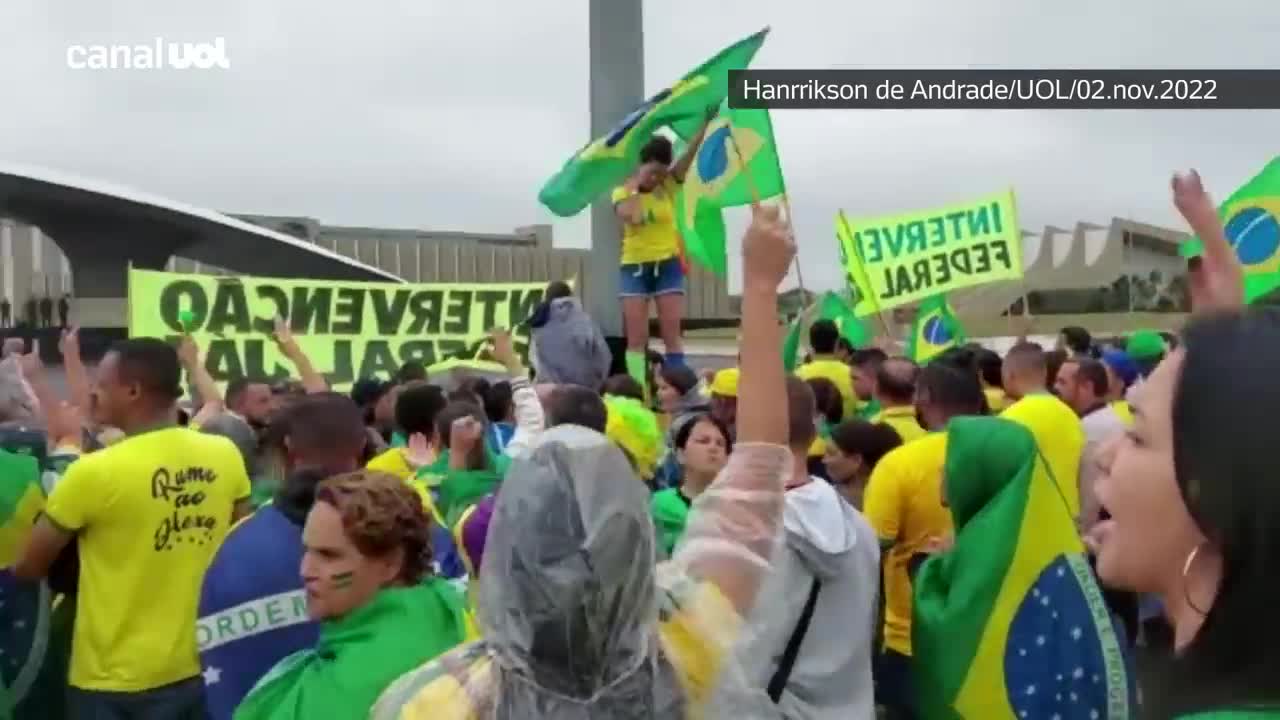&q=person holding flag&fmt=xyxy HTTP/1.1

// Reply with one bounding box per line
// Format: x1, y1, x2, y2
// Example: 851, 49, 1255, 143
612, 110, 717, 386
